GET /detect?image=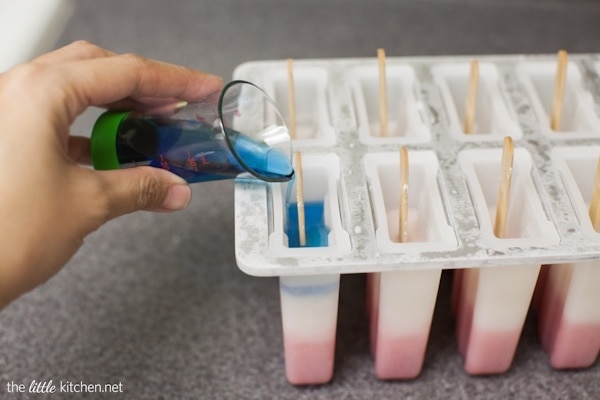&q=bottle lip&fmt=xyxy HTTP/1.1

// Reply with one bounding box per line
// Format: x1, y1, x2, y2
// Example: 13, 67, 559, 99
91, 111, 130, 170
218, 80, 294, 183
